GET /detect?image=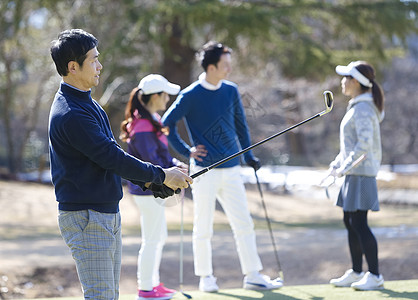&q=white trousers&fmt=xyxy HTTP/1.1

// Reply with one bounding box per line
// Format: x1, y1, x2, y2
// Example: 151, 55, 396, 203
191, 165, 262, 276
133, 195, 167, 291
